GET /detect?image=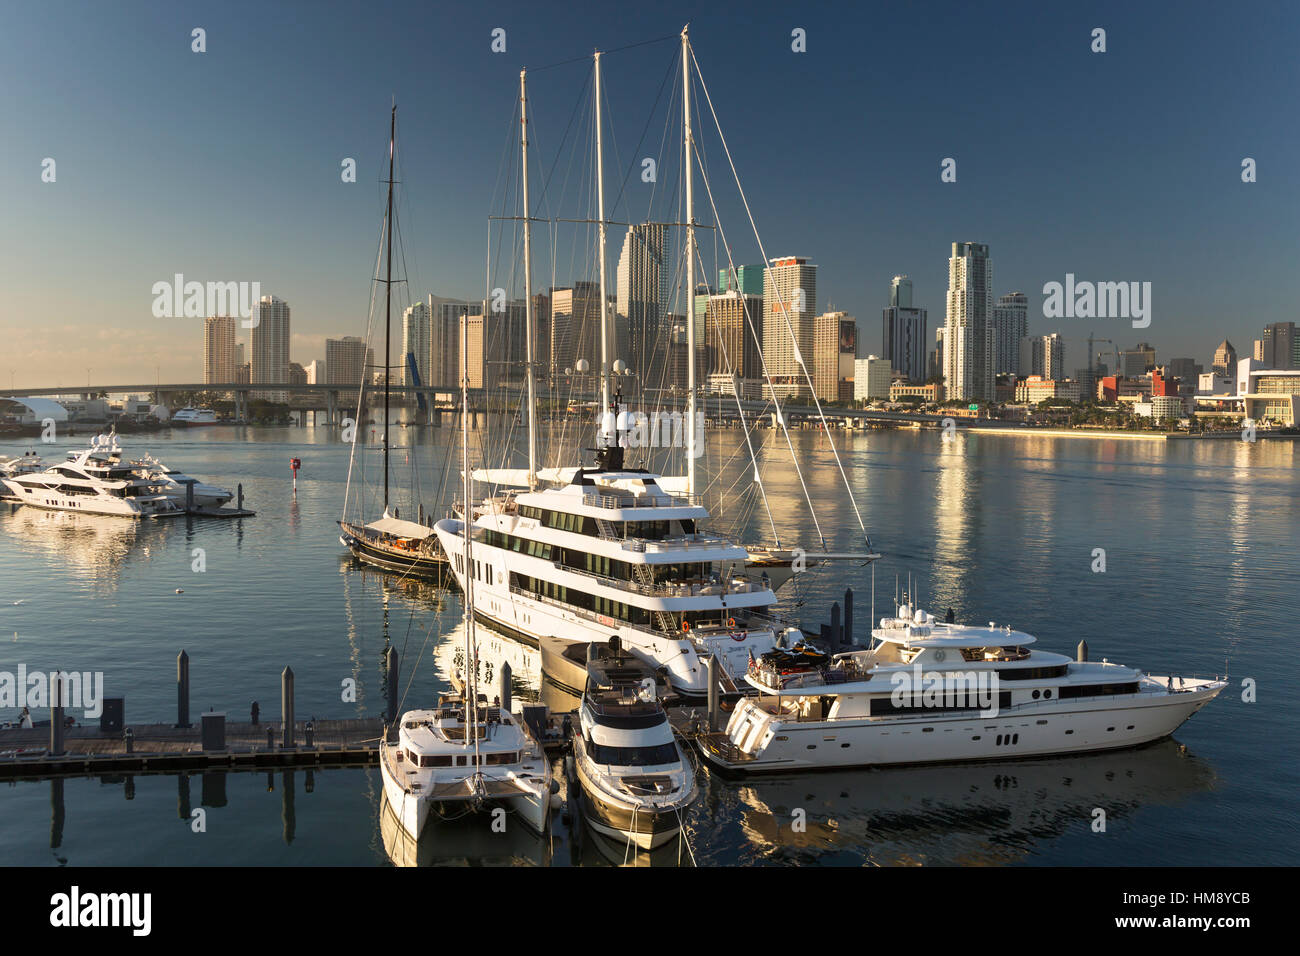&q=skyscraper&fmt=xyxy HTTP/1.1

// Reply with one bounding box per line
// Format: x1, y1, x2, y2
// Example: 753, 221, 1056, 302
943, 242, 993, 401
203, 315, 237, 384
1121, 342, 1157, 378
401, 301, 432, 386
882, 275, 928, 383
550, 282, 603, 382
1020, 333, 1065, 381
813, 311, 856, 402
1261, 322, 1297, 369
250, 295, 290, 401
763, 256, 817, 399
325, 336, 368, 386
718, 264, 764, 297
434, 300, 470, 388
890, 275, 913, 308
992, 292, 1028, 377
1212, 340, 1237, 377
706, 290, 763, 395
616, 224, 669, 385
